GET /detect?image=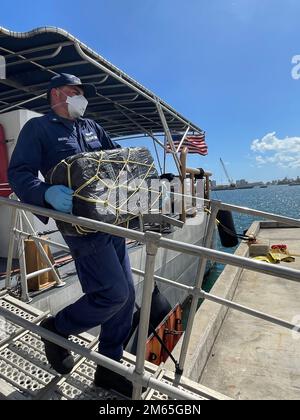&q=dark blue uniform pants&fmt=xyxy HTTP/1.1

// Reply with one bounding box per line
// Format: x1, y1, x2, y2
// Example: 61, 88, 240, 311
54, 232, 135, 361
